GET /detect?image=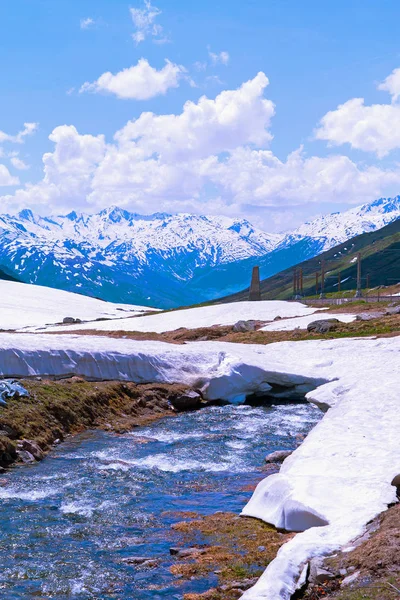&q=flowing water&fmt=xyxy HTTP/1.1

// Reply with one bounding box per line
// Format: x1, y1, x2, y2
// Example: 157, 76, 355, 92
0, 402, 321, 599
